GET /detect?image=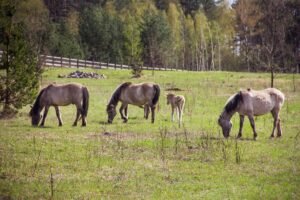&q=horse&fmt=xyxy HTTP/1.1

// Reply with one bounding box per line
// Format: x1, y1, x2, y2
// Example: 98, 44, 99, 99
166, 93, 185, 127
218, 88, 285, 140
29, 83, 89, 127
106, 82, 160, 123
